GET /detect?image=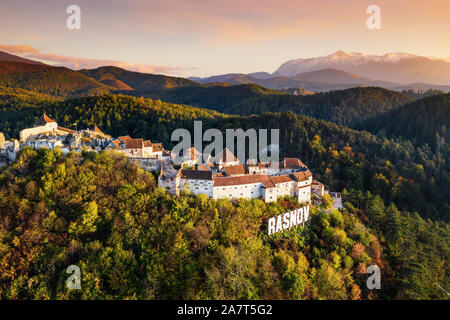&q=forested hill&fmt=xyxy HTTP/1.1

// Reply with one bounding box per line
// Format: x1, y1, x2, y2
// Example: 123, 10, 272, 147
0, 61, 114, 97
79, 66, 199, 91
0, 91, 223, 141
0, 92, 448, 299
140, 83, 285, 112
0, 92, 448, 220
223, 87, 412, 127
0, 149, 447, 299
358, 93, 450, 149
